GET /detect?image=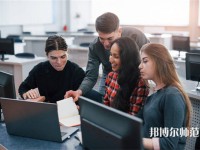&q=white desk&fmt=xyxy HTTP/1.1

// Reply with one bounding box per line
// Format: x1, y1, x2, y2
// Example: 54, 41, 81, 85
0, 55, 46, 97
146, 33, 172, 49
169, 50, 187, 61
14, 42, 26, 54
